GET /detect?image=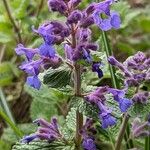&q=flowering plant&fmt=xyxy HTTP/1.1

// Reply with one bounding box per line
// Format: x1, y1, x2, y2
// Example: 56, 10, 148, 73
12, 0, 150, 150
